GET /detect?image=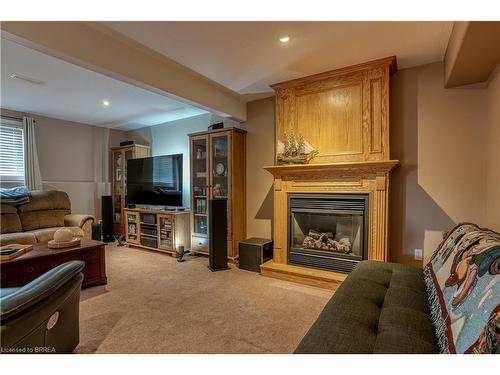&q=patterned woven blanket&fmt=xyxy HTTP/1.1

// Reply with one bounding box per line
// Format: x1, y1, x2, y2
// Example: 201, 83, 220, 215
424, 223, 500, 353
